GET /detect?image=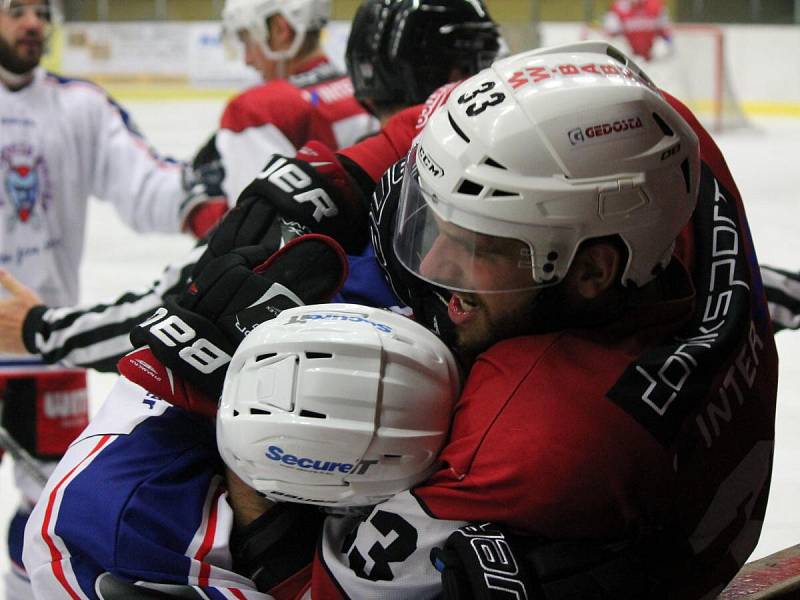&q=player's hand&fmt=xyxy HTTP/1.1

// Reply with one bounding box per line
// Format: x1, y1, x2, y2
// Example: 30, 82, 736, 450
130, 234, 348, 398
0, 270, 43, 354
250, 140, 369, 254
180, 157, 229, 239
